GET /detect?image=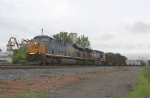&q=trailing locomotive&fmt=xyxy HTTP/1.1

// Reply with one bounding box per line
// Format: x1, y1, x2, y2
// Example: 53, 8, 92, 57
26, 35, 145, 66
26, 35, 105, 65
